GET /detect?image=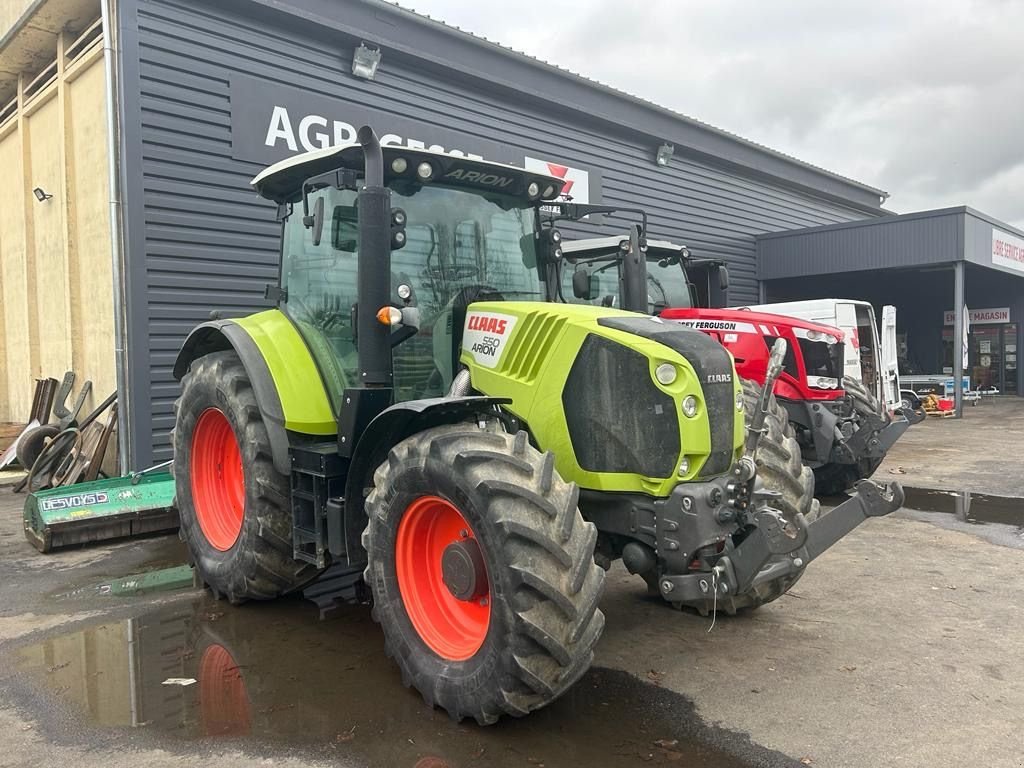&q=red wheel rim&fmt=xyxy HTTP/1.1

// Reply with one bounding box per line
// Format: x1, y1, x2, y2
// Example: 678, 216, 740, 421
198, 643, 251, 736
395, 496, 491, 661
191, 408, 245, 551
